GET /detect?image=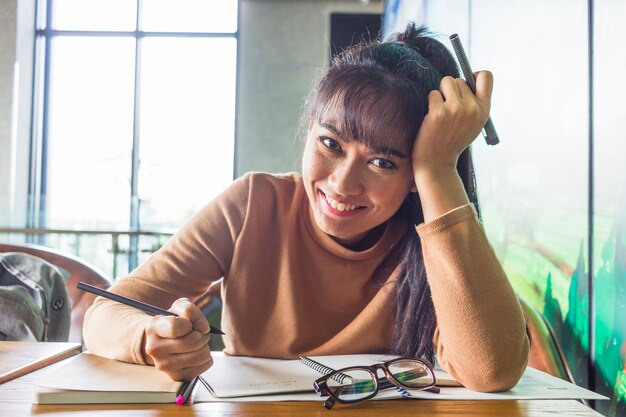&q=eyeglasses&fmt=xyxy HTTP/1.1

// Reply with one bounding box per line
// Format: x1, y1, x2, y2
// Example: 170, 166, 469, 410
312, 357, 439, 409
